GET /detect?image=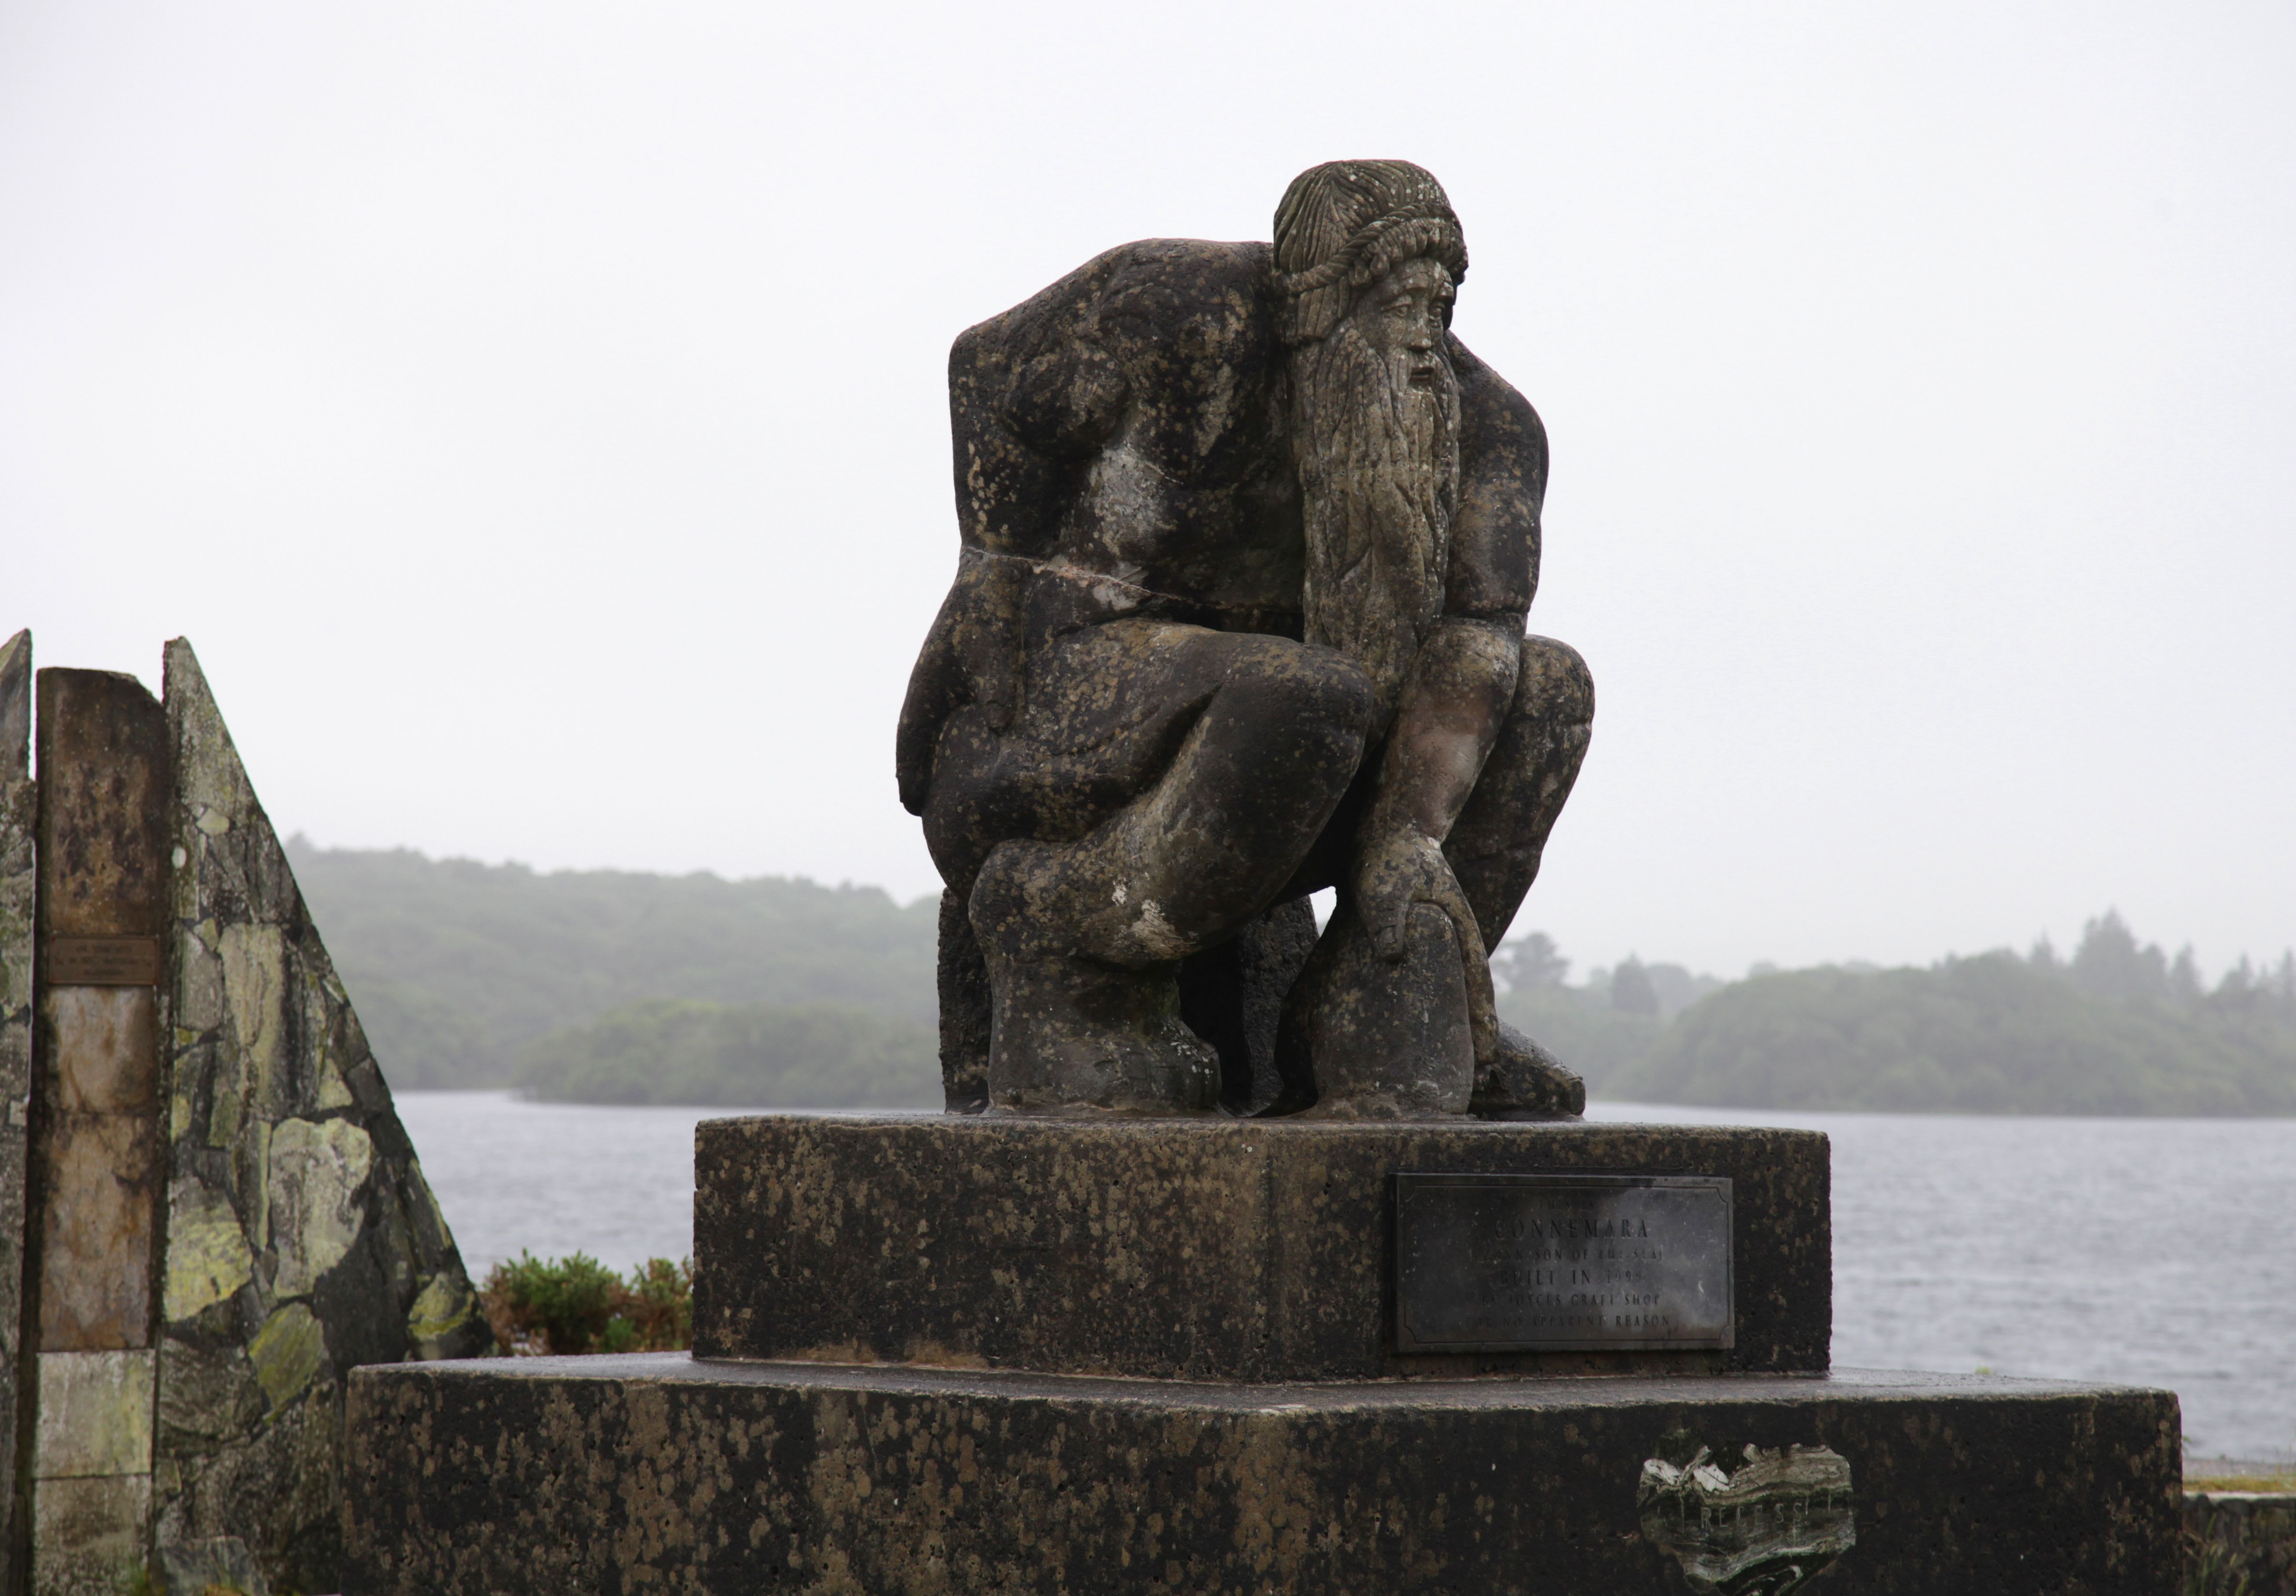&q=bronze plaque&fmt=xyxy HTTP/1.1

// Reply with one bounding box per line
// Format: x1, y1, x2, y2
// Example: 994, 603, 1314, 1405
1393, 1172, 1734, 1352
46, 936, 162, 987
